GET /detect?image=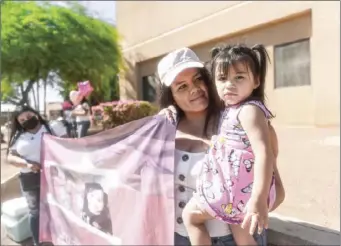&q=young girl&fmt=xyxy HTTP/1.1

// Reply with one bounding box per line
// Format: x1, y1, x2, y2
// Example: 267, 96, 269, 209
182, 44, 282, 245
